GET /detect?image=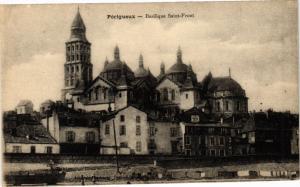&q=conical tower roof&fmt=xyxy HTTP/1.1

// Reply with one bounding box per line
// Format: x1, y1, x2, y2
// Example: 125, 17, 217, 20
71, 9, 86, 30
69, 8, 88, 42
